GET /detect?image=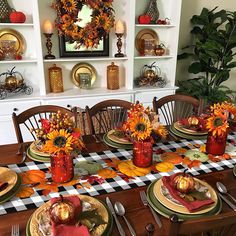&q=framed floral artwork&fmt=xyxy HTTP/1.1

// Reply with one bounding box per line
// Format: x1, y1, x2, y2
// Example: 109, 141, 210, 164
52, 0, 115, 57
